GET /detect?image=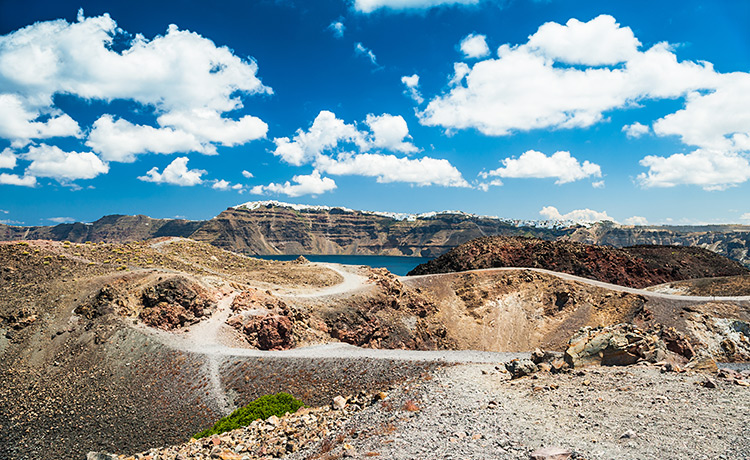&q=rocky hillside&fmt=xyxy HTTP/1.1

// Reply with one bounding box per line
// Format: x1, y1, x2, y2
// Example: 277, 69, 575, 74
408, 236, 750, 288
2, 201, 750, 265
